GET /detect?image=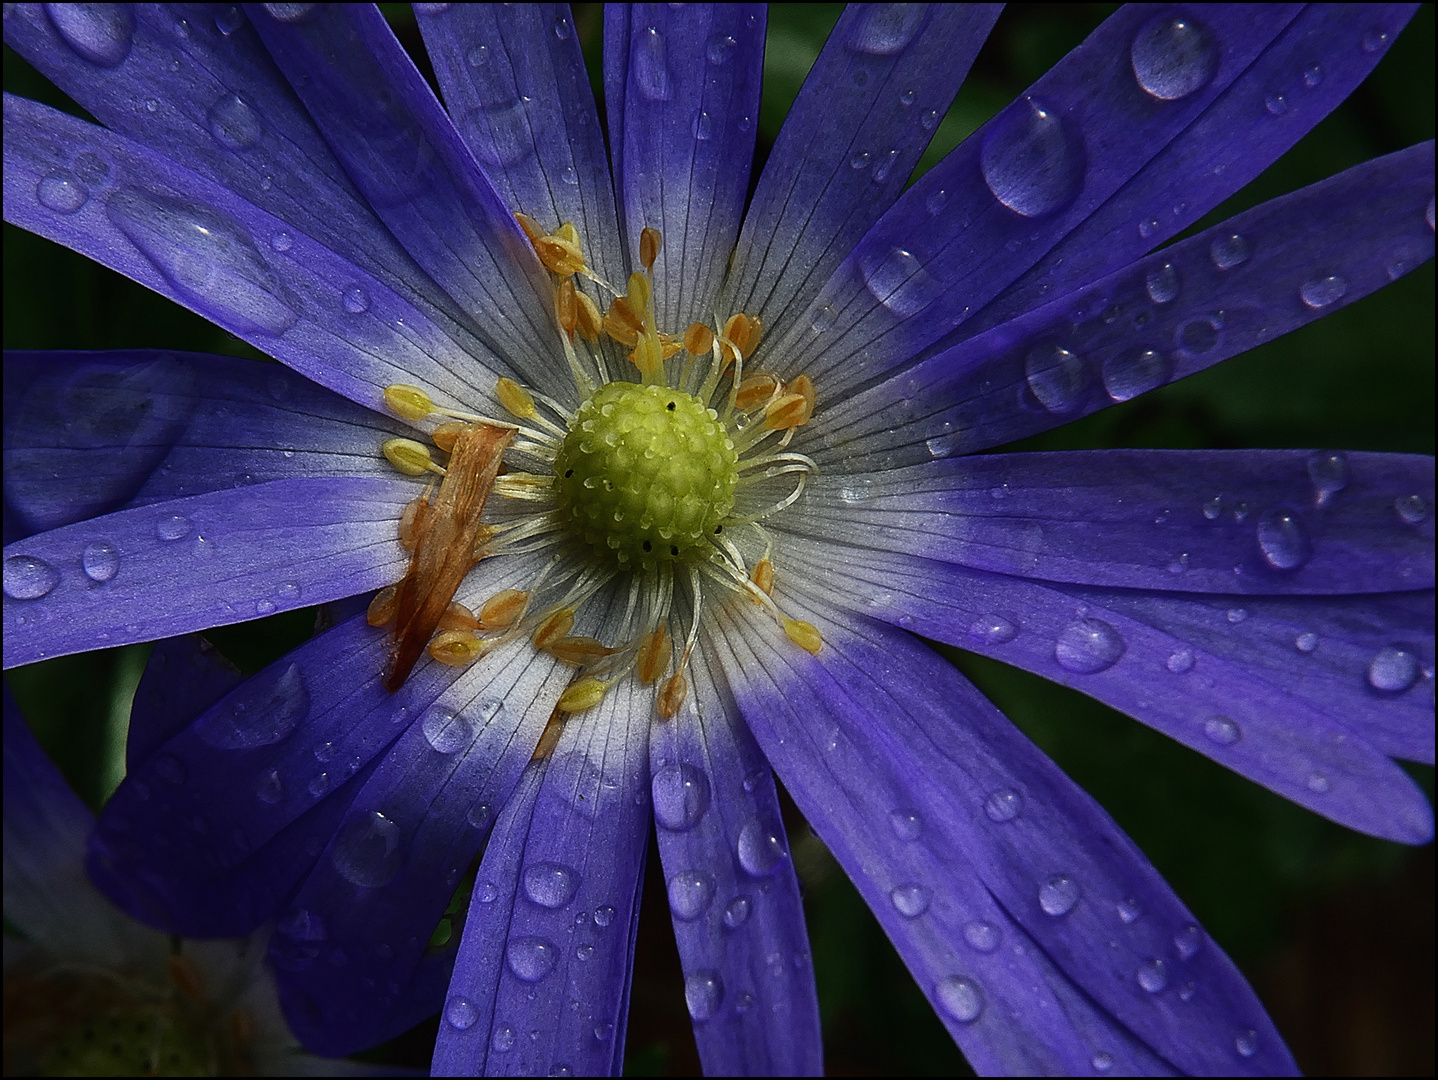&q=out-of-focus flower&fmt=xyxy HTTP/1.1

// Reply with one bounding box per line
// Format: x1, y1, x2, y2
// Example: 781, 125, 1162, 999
2, 3, 1433, 1076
